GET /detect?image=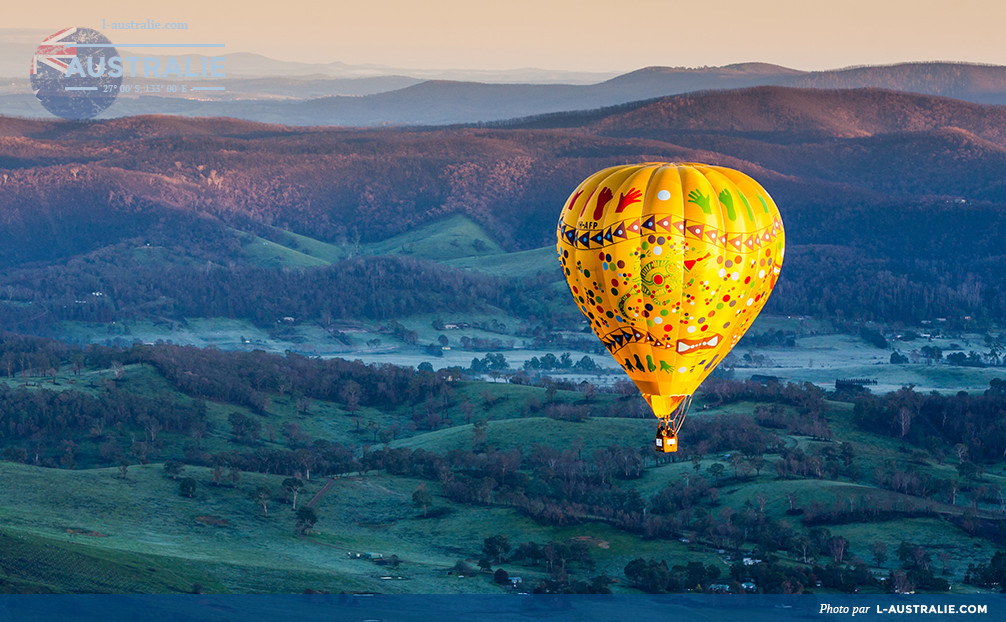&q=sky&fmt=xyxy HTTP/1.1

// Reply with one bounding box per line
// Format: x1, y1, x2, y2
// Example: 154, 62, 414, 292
3, 0, 1006, 73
